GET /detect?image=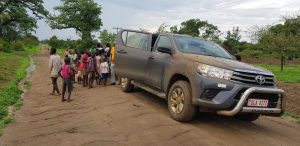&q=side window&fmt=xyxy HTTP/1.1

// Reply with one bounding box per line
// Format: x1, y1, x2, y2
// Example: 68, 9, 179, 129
157, 36, 172, 49
126, 32, 149, 50
121, 31, 127, 45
